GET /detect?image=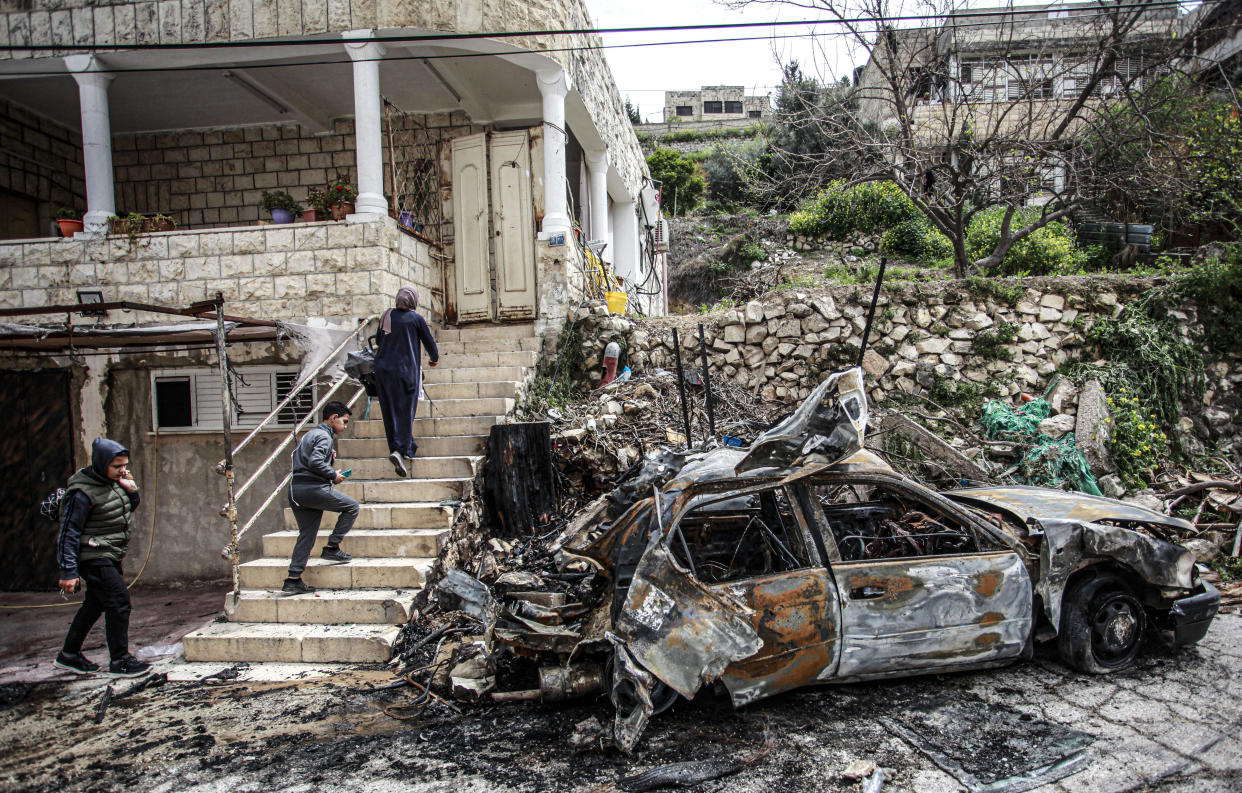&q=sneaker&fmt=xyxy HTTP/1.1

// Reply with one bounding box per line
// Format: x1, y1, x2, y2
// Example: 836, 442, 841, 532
282, 577, 315, 595
320, 546, 352, 564
389, 451, 408, 478
107, 654, 151, 678
53, 651, 100, 675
